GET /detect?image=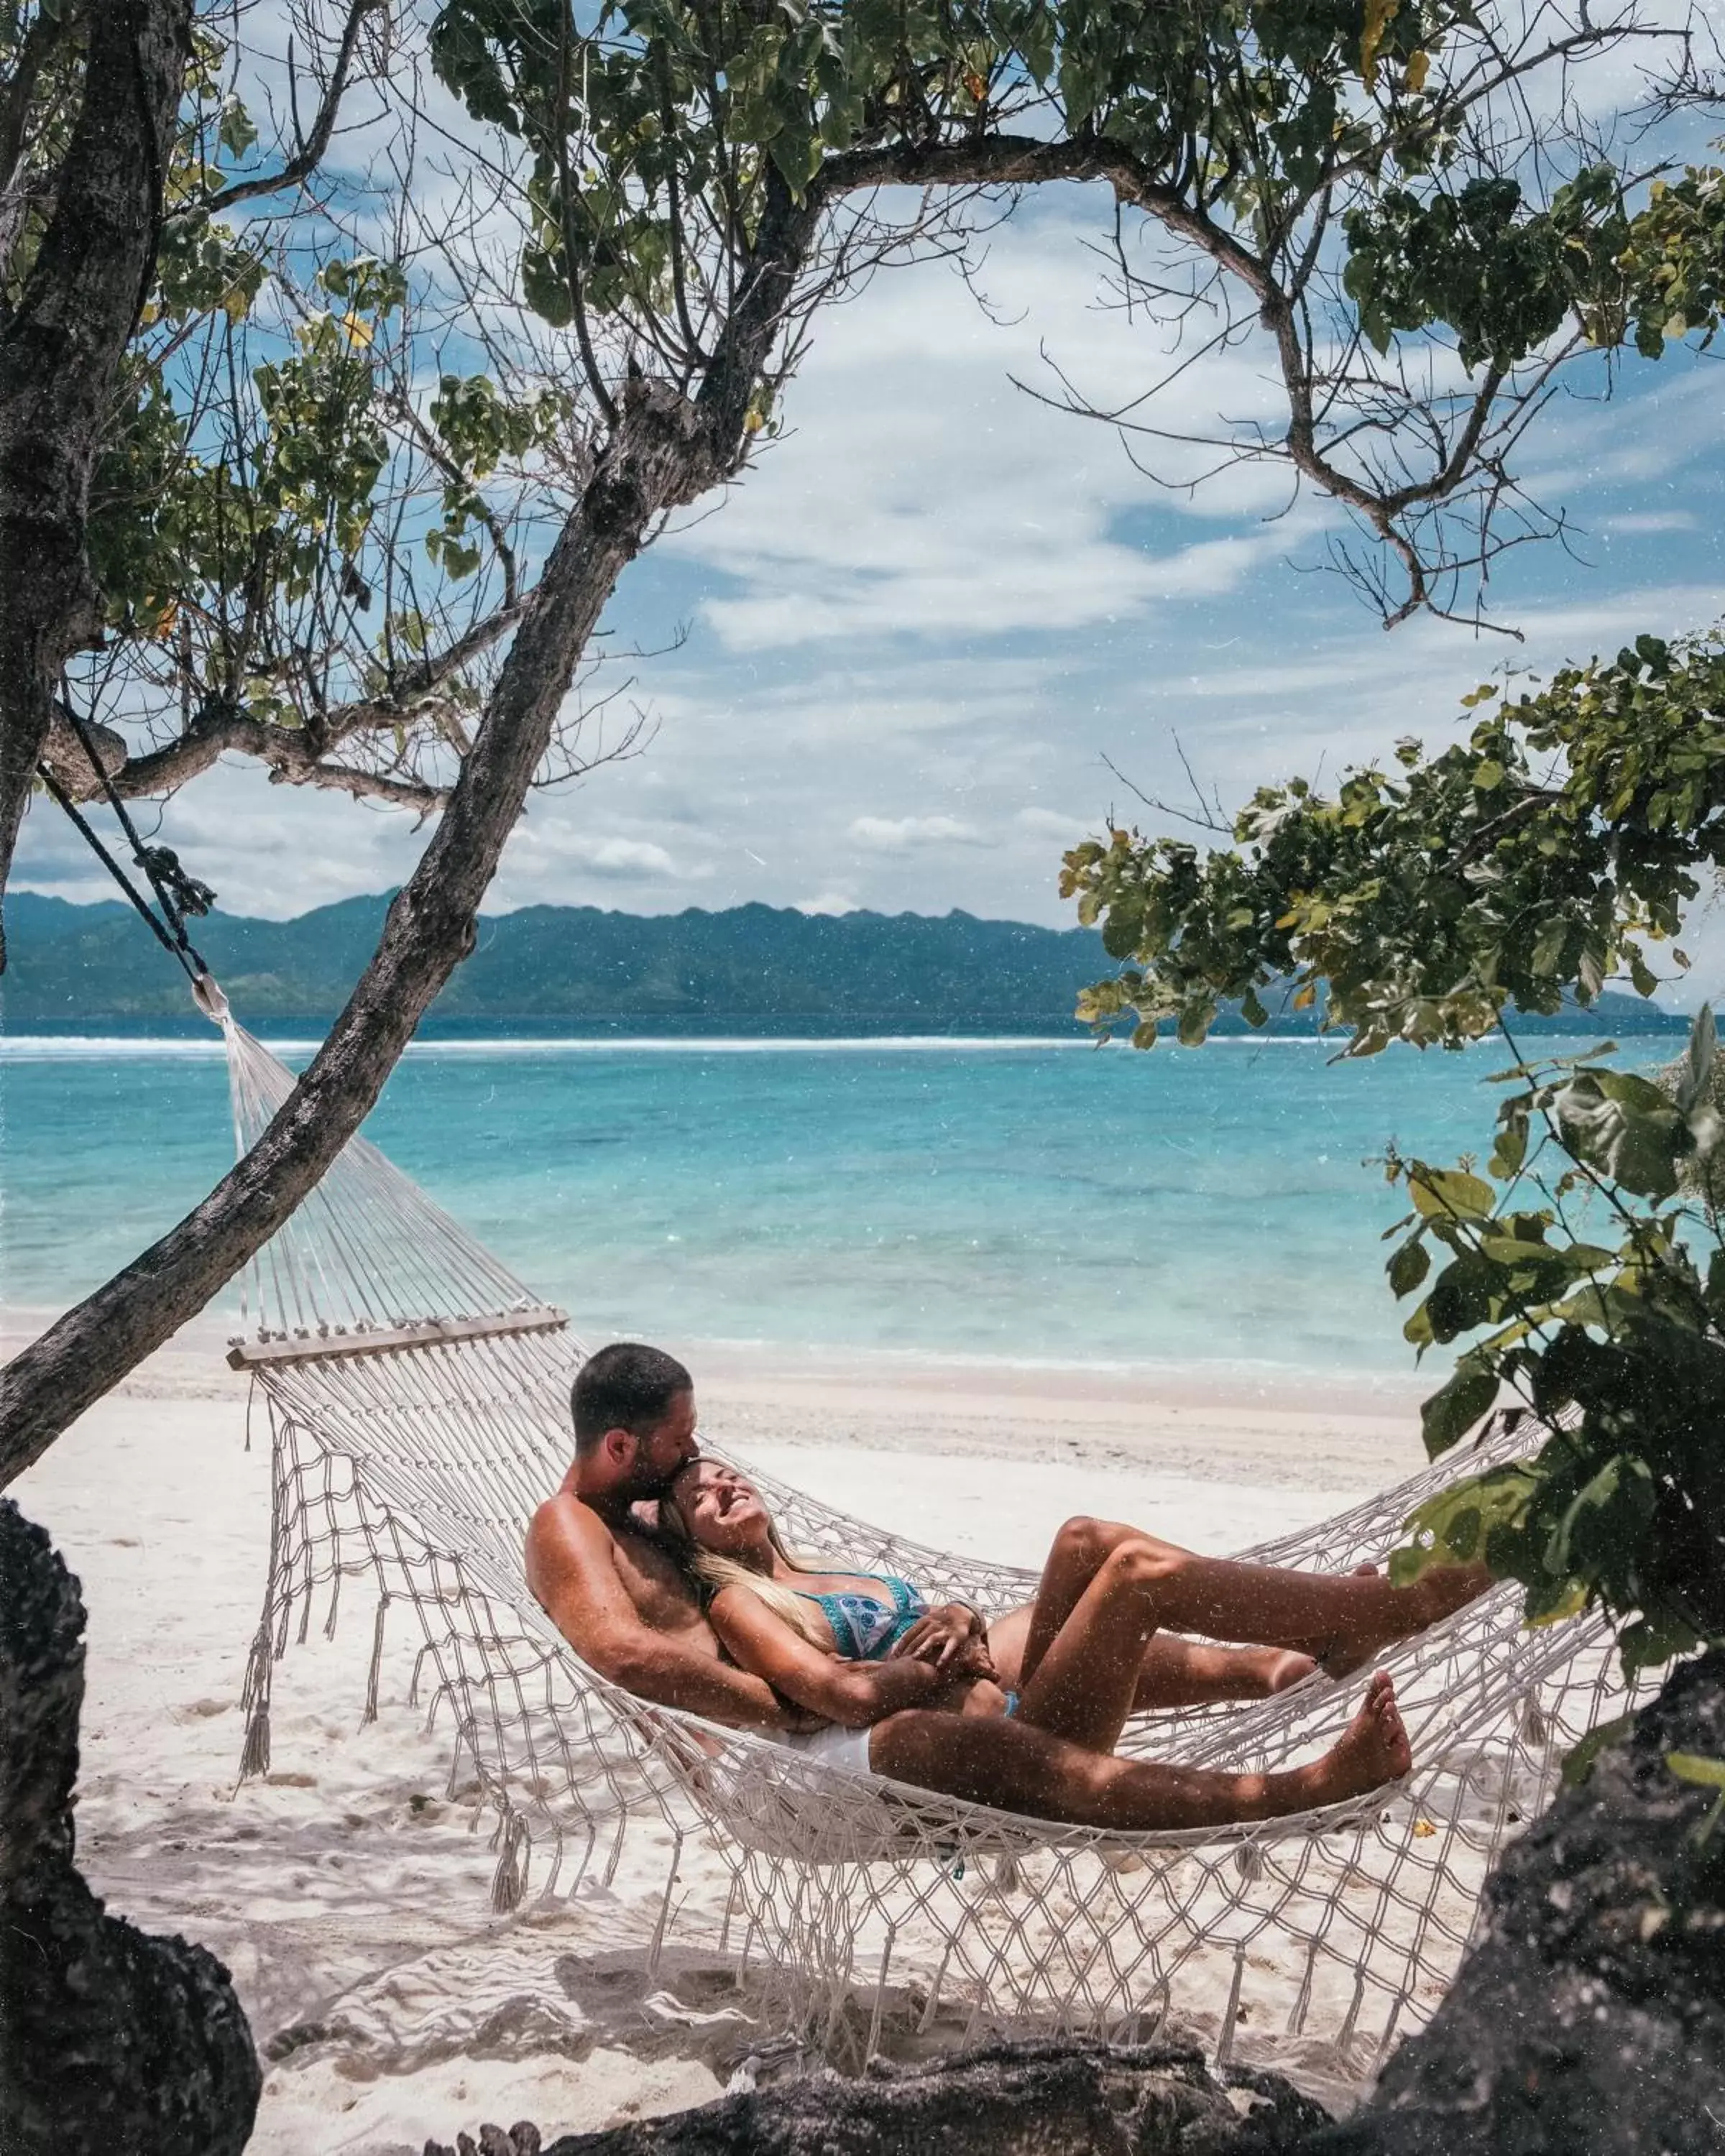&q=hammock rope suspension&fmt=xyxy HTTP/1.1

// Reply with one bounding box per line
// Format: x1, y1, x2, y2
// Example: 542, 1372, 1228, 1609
37, 699, 216, 984
206, 999, 1642, 2086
